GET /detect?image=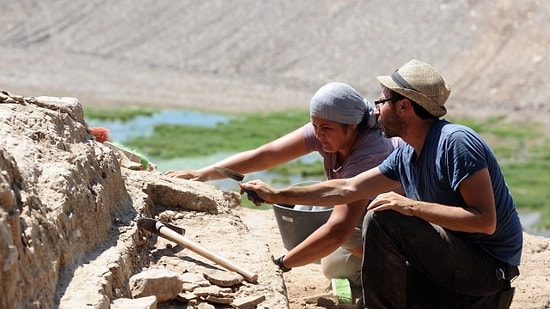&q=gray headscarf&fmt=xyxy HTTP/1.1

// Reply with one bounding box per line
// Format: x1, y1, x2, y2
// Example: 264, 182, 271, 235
310, 82, 376, 128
